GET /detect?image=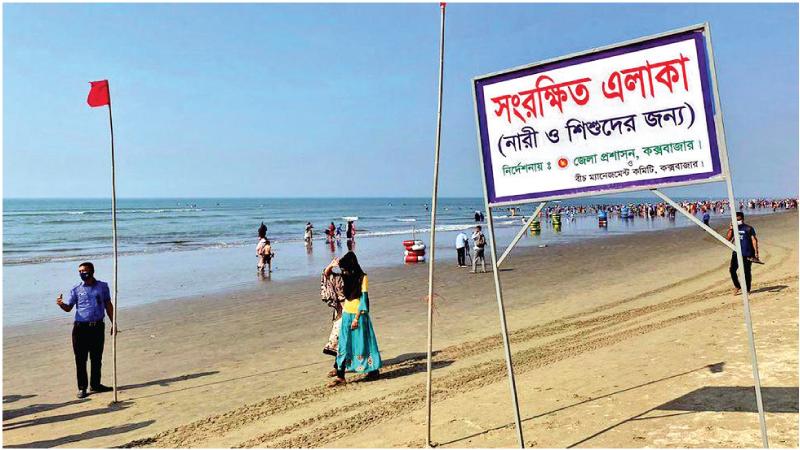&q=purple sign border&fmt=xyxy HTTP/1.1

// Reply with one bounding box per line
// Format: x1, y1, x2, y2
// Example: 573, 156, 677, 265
474, 29, 723, 205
